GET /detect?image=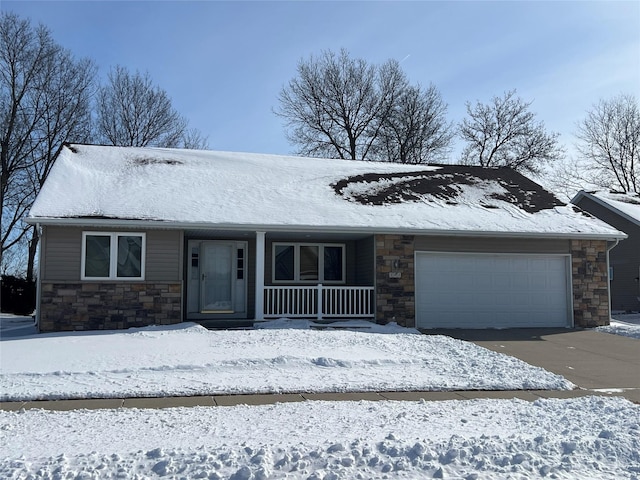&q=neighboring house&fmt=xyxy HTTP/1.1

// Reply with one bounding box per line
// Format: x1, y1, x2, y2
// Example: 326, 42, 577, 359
572, 190, 640, 312
28, 144, 625, 332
